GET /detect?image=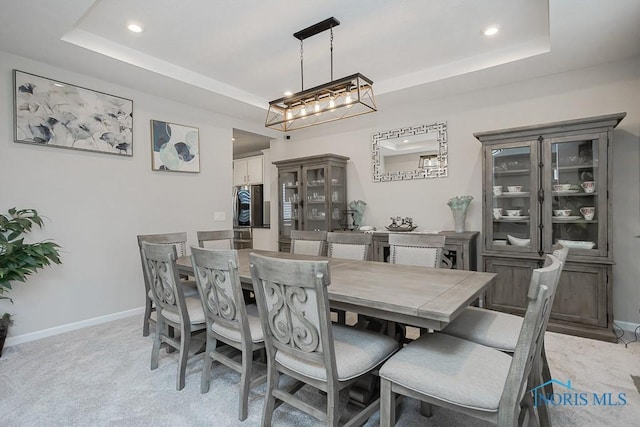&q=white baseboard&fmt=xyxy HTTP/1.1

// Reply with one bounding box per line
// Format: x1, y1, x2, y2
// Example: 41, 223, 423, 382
4, 307, 144, 347
4, 310, 638, 348
614, 320, 640, 334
